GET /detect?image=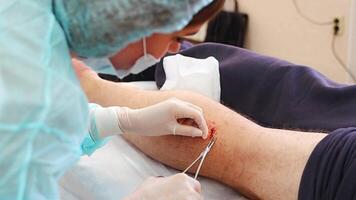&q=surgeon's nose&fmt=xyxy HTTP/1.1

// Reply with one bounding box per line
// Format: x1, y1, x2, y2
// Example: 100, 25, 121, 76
168, 41, 181, 53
